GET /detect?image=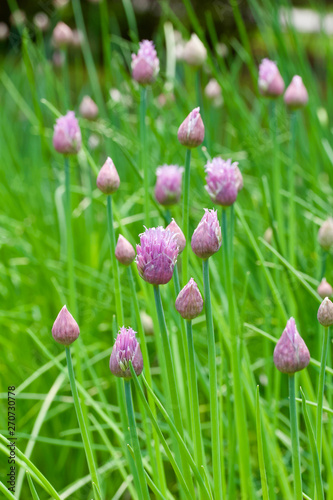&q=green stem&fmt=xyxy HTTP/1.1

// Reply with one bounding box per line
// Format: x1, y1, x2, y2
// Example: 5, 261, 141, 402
316, 327, 330, 464
288, 374, 302, 500
288, 111, 297, 268
65, 347, 101, 498
124, 380, 150, 500
202, 259, 222, 500
182, 148, 192, 285
64, 157, 77, 317
106, 195, 123, 325
140, 87, 149, 226
320, 251, 327, 281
